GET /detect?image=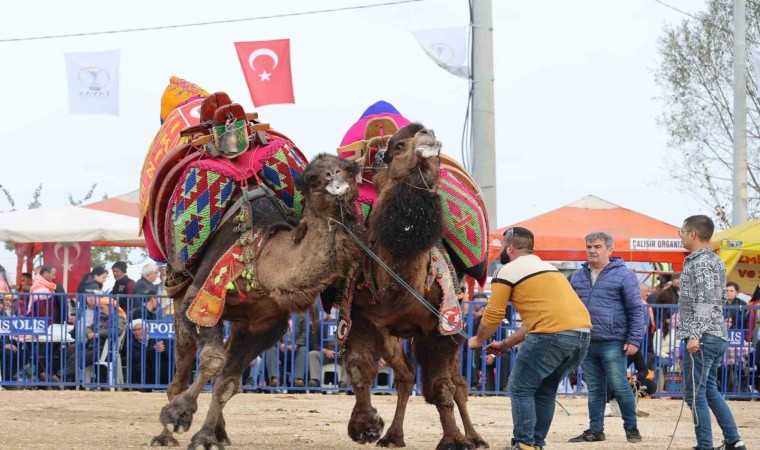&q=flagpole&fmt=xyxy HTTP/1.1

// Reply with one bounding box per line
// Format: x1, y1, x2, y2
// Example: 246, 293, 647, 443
471, 0, 497, 225
733, 0, 748, 225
